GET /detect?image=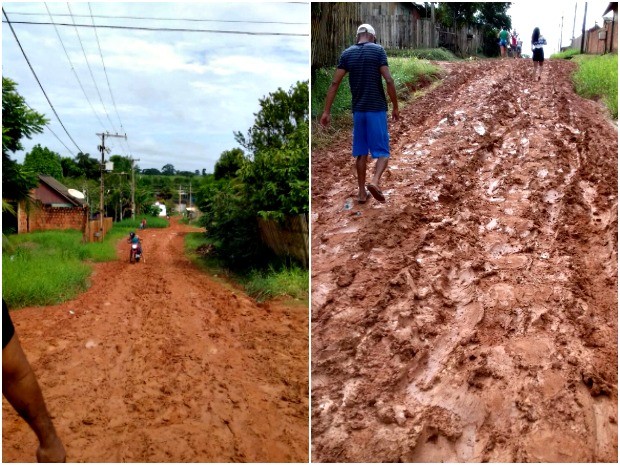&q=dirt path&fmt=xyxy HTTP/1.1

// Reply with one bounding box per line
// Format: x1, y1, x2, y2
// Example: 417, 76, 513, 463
311, 59, 617, 462
2, 219, 308, 462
